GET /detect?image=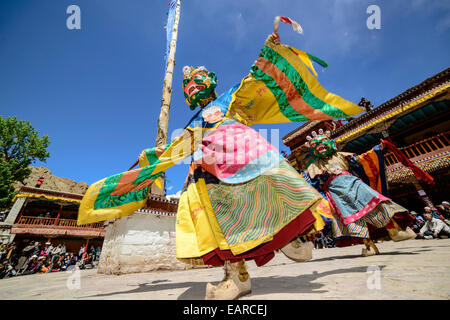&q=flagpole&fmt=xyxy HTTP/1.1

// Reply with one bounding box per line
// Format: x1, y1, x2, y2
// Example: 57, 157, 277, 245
153, 0, 181, 195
